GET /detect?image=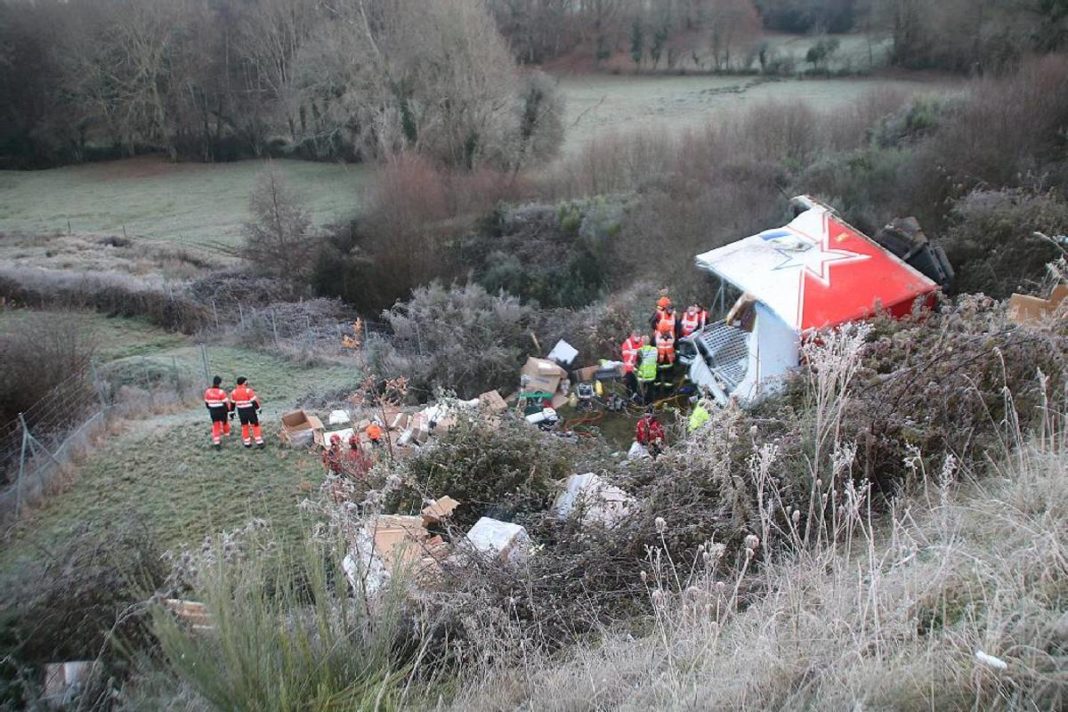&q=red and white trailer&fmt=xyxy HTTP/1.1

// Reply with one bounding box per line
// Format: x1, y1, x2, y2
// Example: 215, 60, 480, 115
683, 196, 943, 405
